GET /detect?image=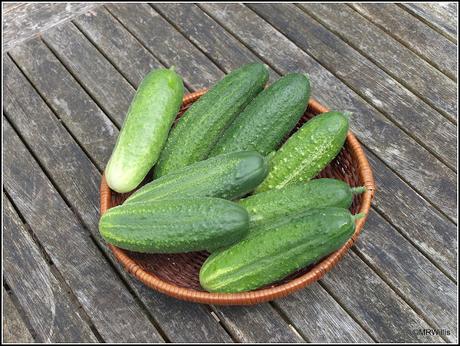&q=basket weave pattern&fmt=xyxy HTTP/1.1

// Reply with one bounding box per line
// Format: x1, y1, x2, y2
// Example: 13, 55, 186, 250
100, 89, 375, 305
